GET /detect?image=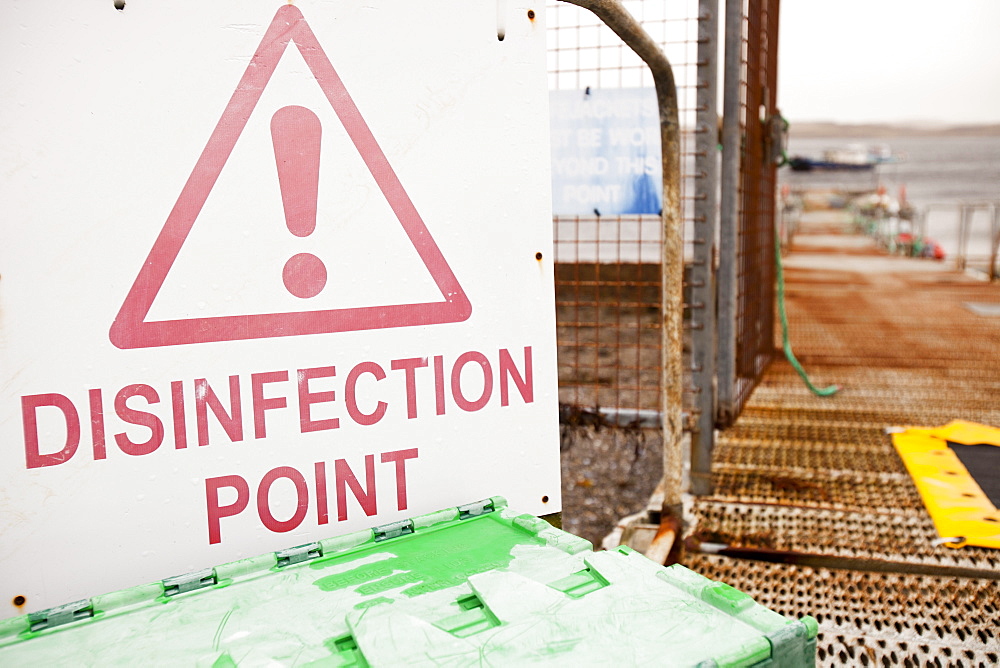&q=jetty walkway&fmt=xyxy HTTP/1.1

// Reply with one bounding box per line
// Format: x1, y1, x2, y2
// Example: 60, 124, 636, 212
682, 202, 1000, 666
